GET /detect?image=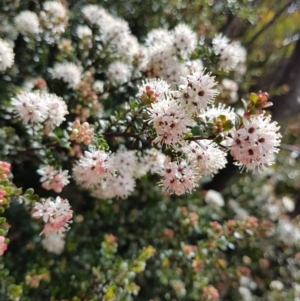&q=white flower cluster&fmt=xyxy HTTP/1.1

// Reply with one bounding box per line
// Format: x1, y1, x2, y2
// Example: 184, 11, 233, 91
212, 34, 247, 72
51, 63, 81, 89
225, 114, 281, 172
183, 140, 227, 176
42, 233, 65, 255
106, 61, 132, 86
12, 91, 68, 127
40, 1, 68, 44
0, 39, 14, 71
144, 24, 197, 83
277, 219, 300, 246
32, 197, 73, 236
73, 147, 166, 199
14, 11, 40, 36
37, 165, 70, 193
82, 4, 140, 66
